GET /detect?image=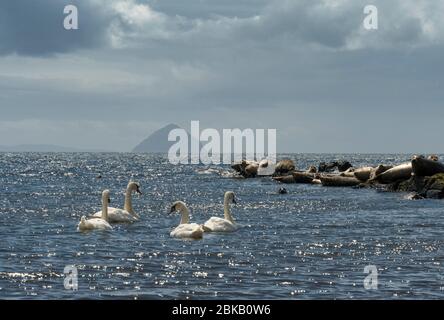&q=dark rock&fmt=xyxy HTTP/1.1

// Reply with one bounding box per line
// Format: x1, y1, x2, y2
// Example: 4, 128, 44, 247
337, 161, 353, 172
387, 173, 444, 199
318, 161, 352, 173
231, 162, 244, 172
318, 162, 336, 172
423, 173, 444, 194
425, 190, 443, 199
389, 175, 426, 192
